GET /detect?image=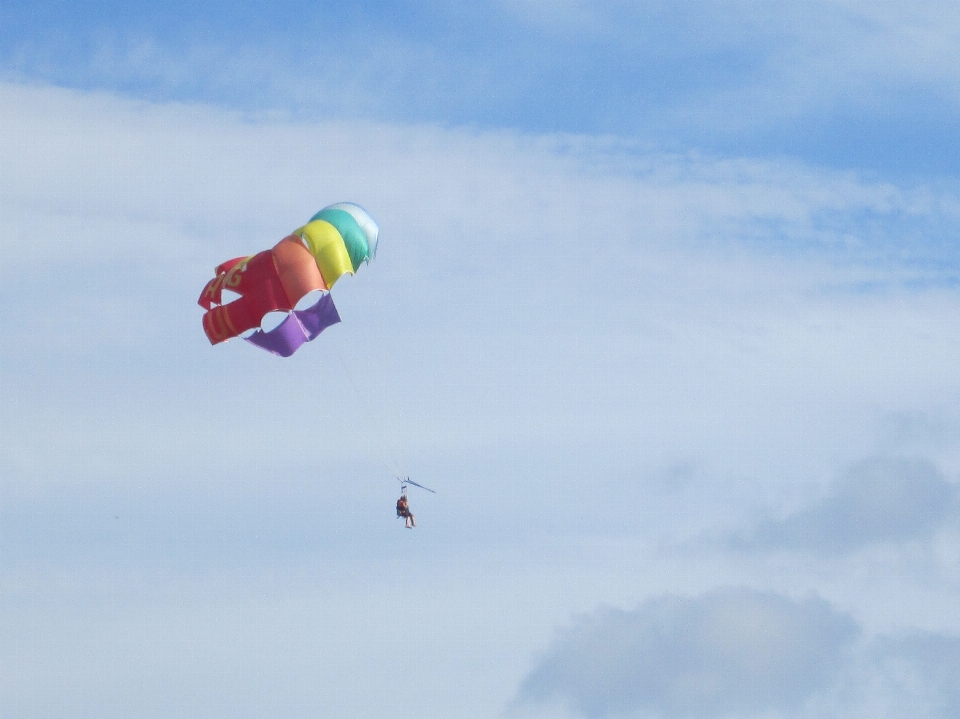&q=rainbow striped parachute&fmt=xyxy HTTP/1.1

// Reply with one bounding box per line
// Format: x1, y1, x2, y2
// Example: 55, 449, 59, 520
198, 203, 379, 357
